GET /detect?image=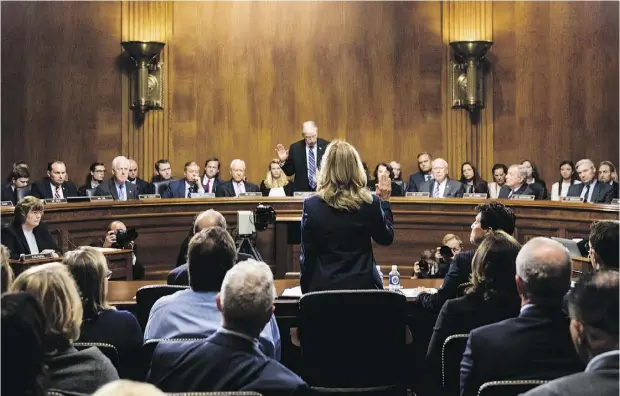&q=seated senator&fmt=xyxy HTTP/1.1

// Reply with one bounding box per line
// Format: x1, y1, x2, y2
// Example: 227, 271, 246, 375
162, 161, 205, 198
94, 156, 138, 200
498, 164, 538, 199
368, 162, 403, 196
215, 159, 260, 197
418, 158, 465, 198
145, 227, 281, 360
260, 159, 293, 197
30, 161, 79, 199
567, 159, 614, 203
1, 196, 58, 259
